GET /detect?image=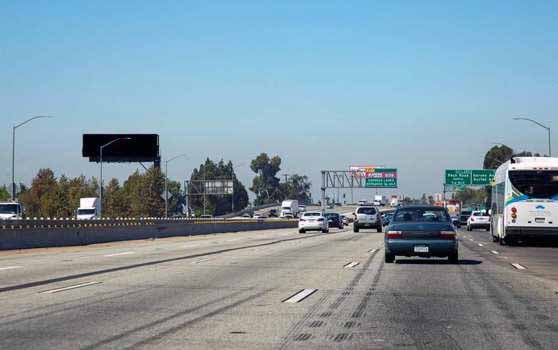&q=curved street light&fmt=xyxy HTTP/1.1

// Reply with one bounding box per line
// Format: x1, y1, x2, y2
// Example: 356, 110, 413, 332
11, 116, 55, 200
513, 117, 552, 156
99, 137, 132, 218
